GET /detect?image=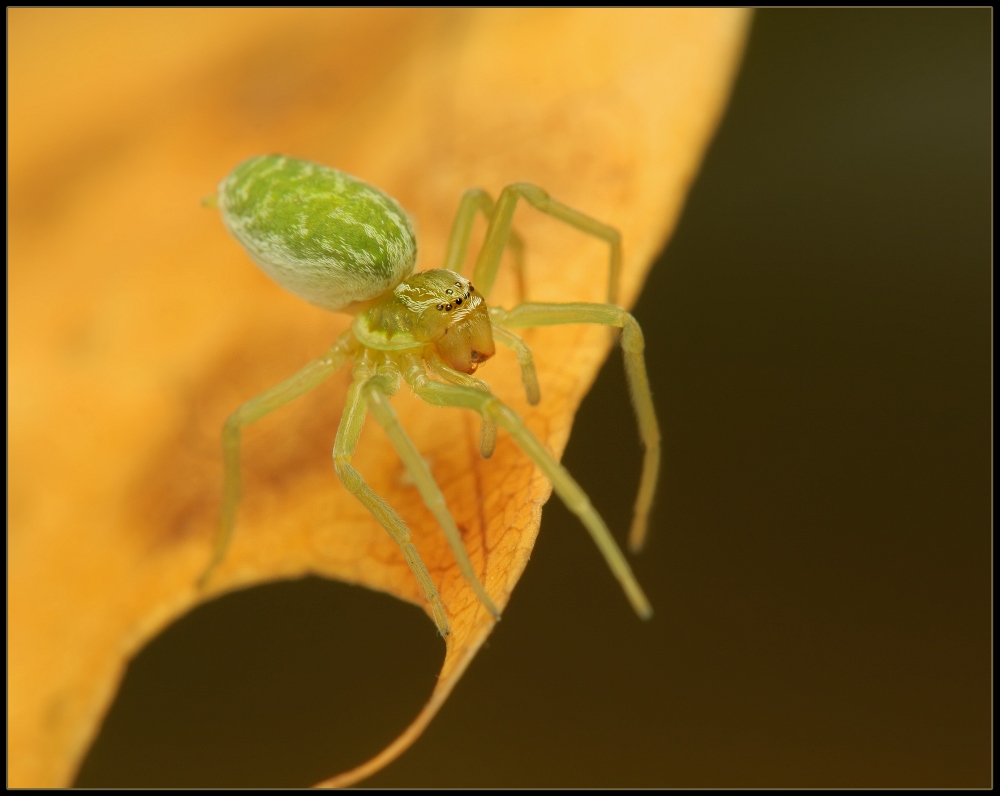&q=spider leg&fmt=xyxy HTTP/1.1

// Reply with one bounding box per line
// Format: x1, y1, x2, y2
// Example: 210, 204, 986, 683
333, 359, 451, 636
426, 352, 499, 458
471, 183, 621, 307
443, 188, 527, 302
365, 361, 500, 620
493, 302, 661, 553
199, 332, 354, 589
401, 357, 652, 620
490, 325, 541, 406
